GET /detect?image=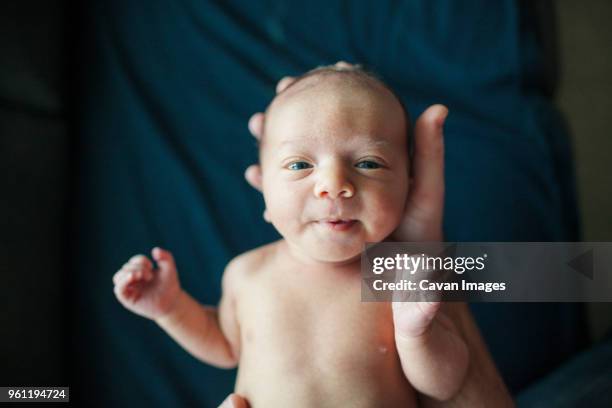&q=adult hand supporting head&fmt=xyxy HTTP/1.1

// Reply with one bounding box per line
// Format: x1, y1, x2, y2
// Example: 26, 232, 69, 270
218, 393, 249, 408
